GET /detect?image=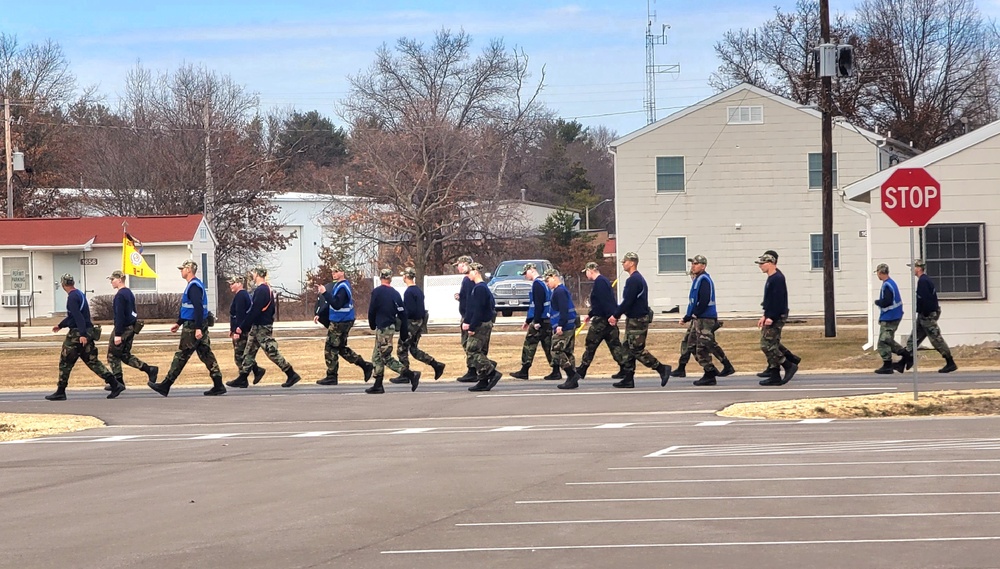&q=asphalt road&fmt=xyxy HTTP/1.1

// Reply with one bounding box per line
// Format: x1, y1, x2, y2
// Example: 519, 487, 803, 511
3, 371, 1000, 569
